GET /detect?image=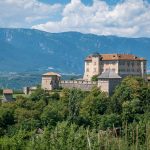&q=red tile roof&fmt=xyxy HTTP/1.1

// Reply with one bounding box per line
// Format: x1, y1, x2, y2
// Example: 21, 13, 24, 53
3, 89, 13, 94
42, 72, 61, 77
85, 54, 146, 61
